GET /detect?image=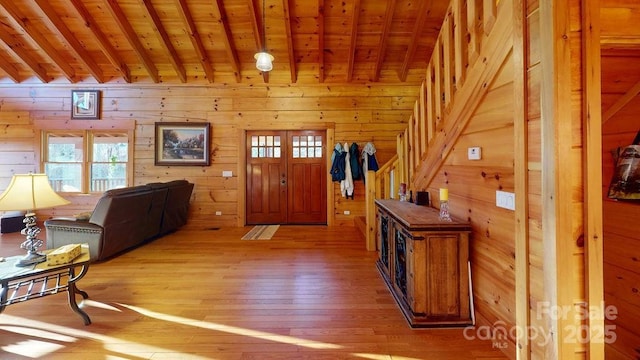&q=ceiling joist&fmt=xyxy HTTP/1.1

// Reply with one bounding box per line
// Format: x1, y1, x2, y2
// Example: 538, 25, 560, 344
399, 1, 430, 81
68, 0, 131, 83
249, 0, 269, 83
0, 0, 75, 82
214, 0, 242, 83
0, 26, 49, 82
283, 0, 297, 83
0, 54, 20, 82
104, 0, 159, 83
32, 0, 105, 83
372, 0, 396, 82
346, 0, 361, 82
318, 0, 325, 83
175, 0, 214, 83
140, 0, 187, 83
